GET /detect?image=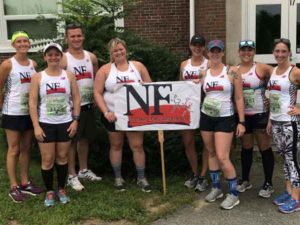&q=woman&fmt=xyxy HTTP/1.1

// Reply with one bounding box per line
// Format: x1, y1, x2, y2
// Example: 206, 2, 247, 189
267, 38, 300, 213
0, 31, 43, 203
236, 40, 275, 198
29, 43, 80, 207
94, 38, 152, 192
200, 39, 245, 210
179, 34, 209, 191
